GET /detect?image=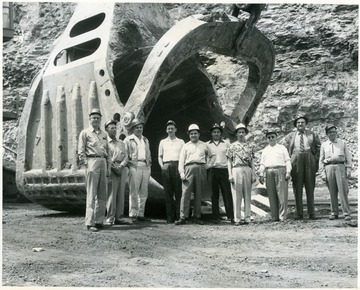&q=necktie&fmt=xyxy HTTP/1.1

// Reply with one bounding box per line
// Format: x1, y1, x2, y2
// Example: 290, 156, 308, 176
300, 132, 304, 152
